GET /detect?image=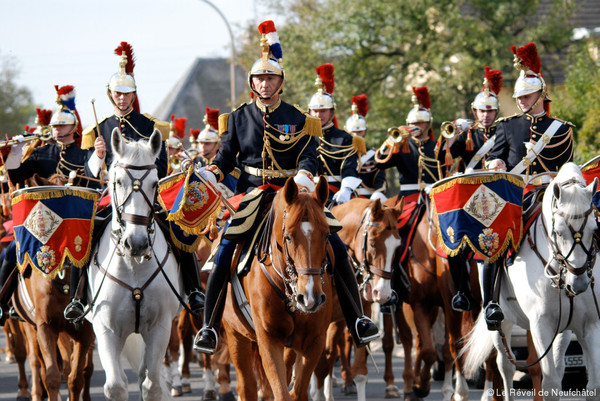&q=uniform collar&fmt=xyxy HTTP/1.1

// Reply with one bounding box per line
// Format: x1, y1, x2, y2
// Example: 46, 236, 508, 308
255, 97, 282, 113
322, 122, 334, 131
114, 108, 134, 120
524, 111, 547, 123
58, 141, 75, 151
